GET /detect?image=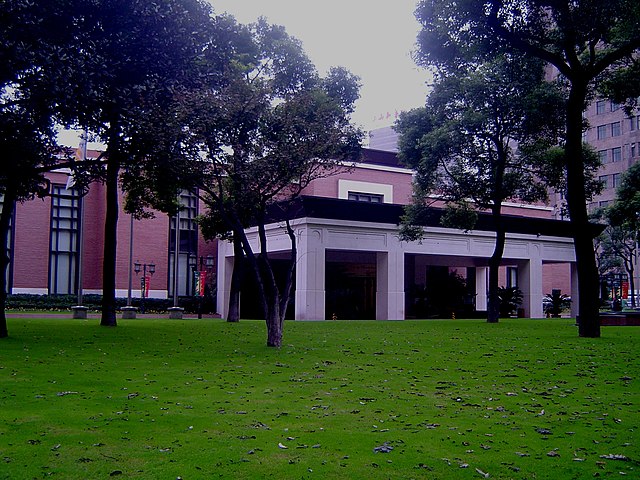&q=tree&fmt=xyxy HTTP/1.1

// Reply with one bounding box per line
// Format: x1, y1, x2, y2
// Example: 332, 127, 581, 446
69, 0, 215, 326
0, 0, 89, 338
396, 54, 564, 323
595, 223, 636, 307
190, 19, 362, 346
414, 0, 640, 337
606, 162, 640, 307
